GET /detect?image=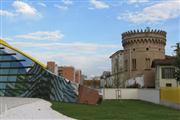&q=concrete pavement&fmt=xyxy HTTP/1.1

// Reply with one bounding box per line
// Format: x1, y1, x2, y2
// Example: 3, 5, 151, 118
0, 97, 75, 120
